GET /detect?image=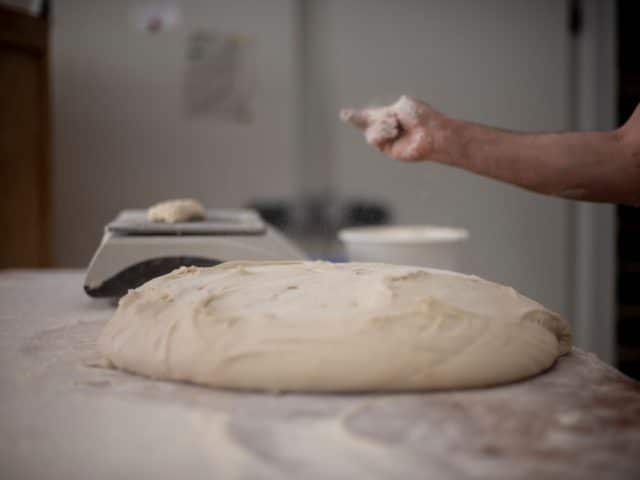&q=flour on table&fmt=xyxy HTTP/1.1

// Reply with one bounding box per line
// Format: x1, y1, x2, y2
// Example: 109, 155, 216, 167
147, 198, 206, 223
98, 261, 571, 392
